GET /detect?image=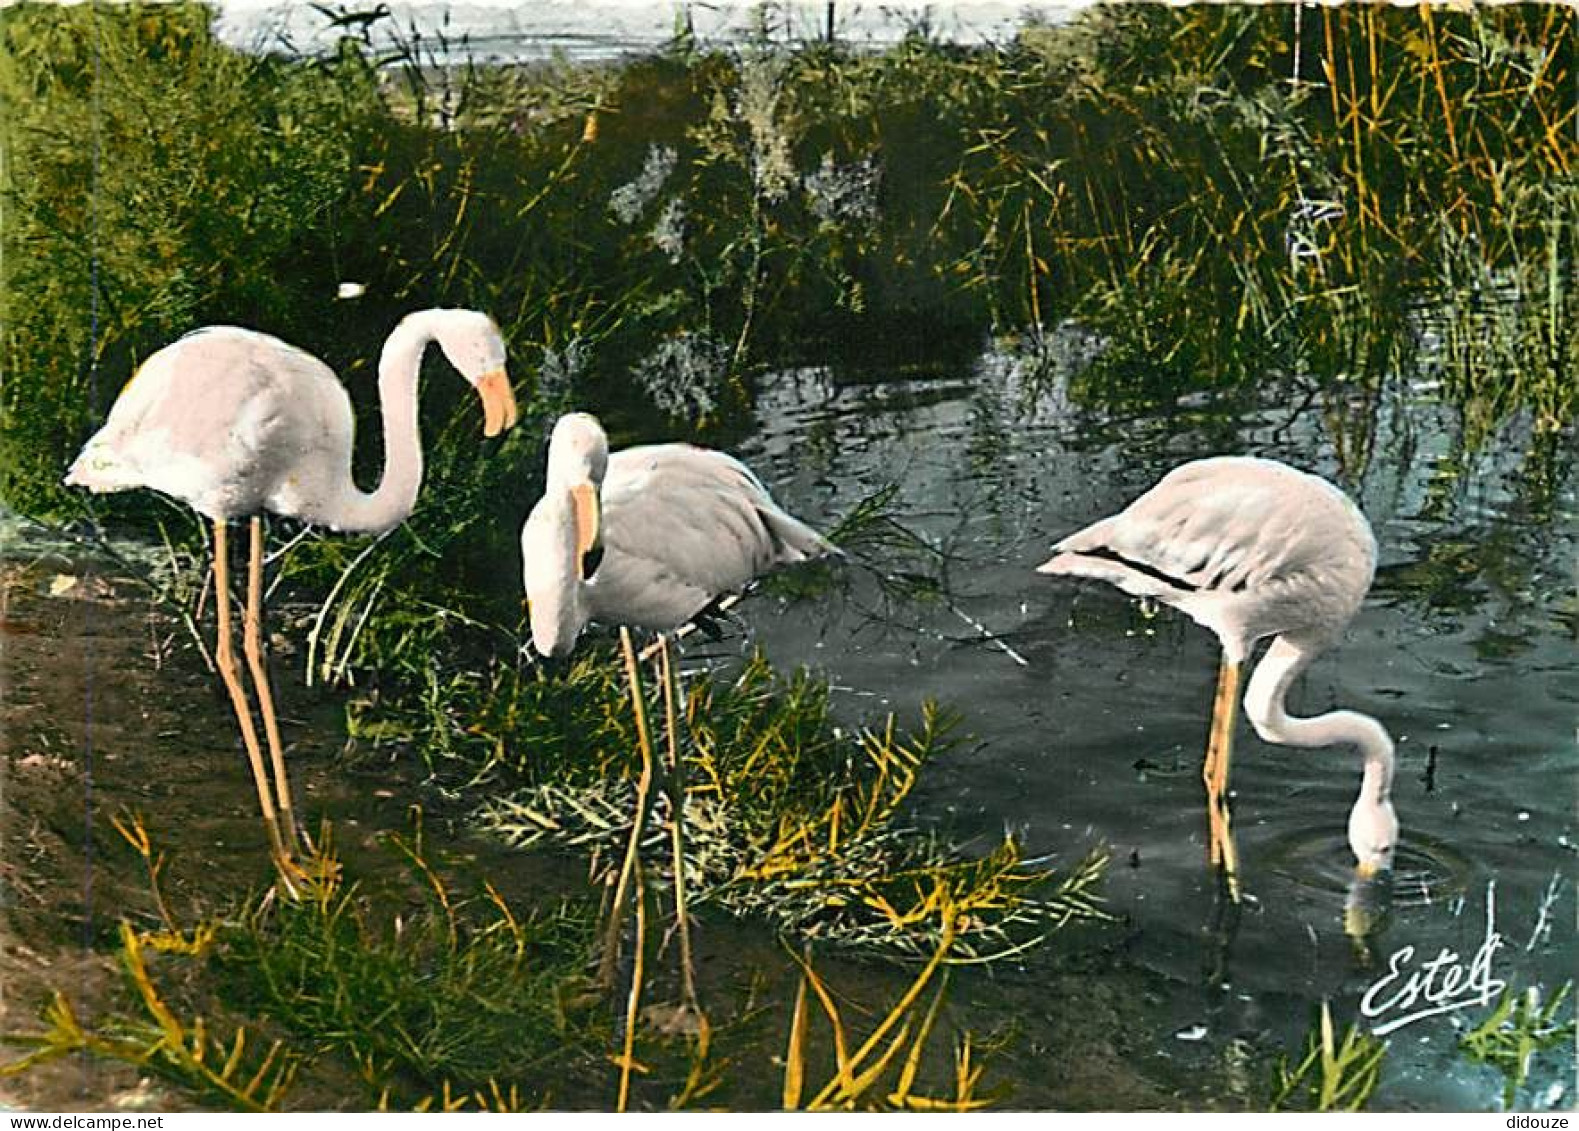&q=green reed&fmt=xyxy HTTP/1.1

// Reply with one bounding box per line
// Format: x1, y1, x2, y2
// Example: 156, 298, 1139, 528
1269, 1001, 1387, 1112
1458, 983, 1576, 1111
1, 814, 1022, 1111
8, 2, 1568, 528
